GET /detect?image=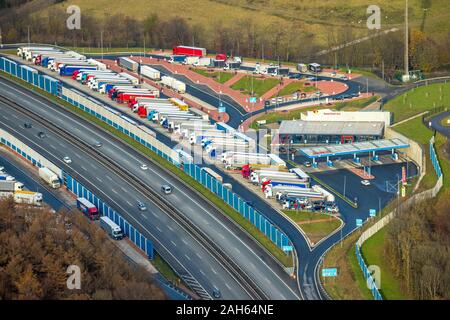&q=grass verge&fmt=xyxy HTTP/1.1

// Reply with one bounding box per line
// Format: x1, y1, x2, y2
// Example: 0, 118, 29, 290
0, 70, 293, 268
191, 68, 234, 84
360, 228, 408, 300
282, 210, 341, 244
152, 253, 180, 283
231, 75, 280, 97
384, 82, 450, 123
334, 96, 379, 111
274, 81, 316, 97
321, 230, 373, 300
